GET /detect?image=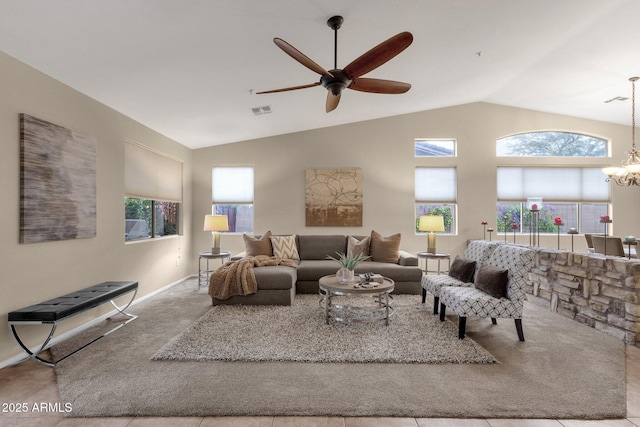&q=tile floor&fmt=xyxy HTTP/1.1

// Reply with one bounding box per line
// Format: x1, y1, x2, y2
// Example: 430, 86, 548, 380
1, 344, 640, 426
